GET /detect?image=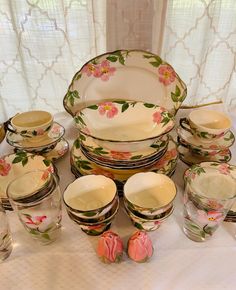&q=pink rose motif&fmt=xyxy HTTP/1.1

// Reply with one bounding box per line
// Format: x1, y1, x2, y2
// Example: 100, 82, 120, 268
41, 165, 54, 180
153, 111, 162, 124
36, 128, 45, 136
50, 125, 61, 135
98, 60, 116, 81
91, 168, 114, 180
110, 151, 132, 160
97, 231, 123, 263
127, 231, 153, 263
218, 148, 229, 156
209, 145, 218, 150
98, 102, 118, 118
82, 63, 97, 77
153, 158, 166, 169
197, 210, 224, 226
218, 163, 230, 175
158, 65, 176, 86
25, 215, 53, 232
87, 224, 104, 230
0, 158, 11, 176
209, 150, 218, 156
